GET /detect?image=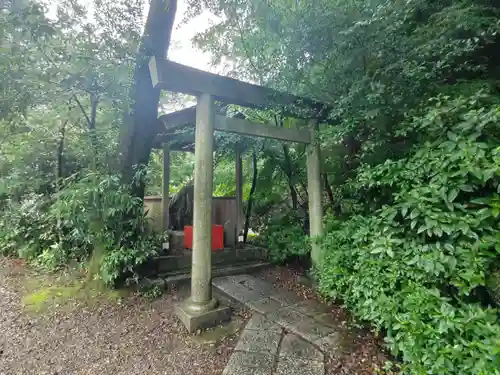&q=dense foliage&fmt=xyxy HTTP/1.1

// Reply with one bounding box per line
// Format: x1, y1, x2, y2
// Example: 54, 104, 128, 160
259, 210, 310, 263
0, 170, 162, 284
0, 1, 164, 284
318, 93, 500, 374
